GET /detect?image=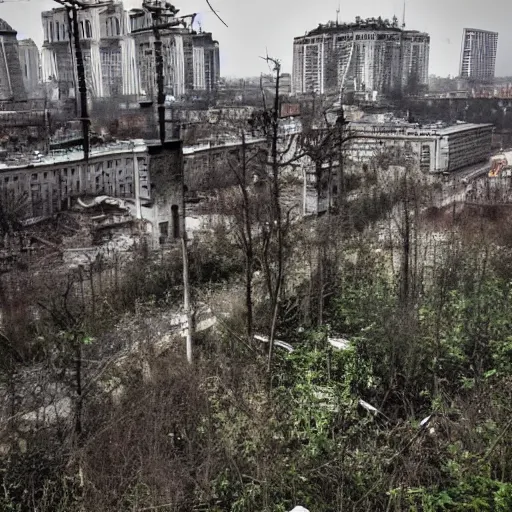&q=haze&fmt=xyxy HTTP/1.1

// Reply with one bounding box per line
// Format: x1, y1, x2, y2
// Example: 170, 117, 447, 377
2, 0, 511, 77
